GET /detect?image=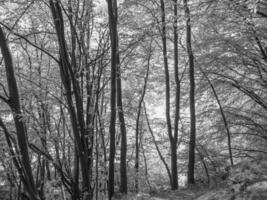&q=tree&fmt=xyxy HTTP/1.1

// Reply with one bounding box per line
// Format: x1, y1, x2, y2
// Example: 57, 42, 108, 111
107, 0, 118, 199
116, 15, 128, 196
172, 0, 180, 189
1, 0, 267, 198
199, 66, 234, 166
183, 0, 196, 185
49, 1, 97, 199
134, 41, 152, 192
0, 26, 40, 200
159, 0, 180, 189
